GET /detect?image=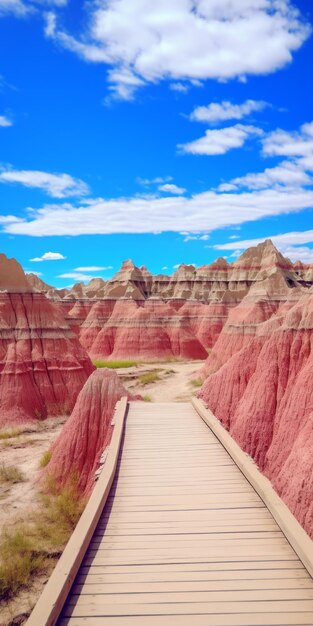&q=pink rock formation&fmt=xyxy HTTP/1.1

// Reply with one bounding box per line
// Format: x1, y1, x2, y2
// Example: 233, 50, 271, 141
46, 369, 137, 493
82, 299, 208, 361
0, 254, 94, 427
45, 240, 312, 363
199, 290, 313, 538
